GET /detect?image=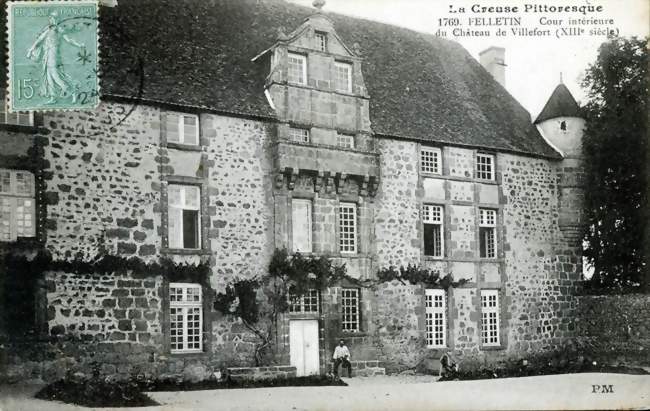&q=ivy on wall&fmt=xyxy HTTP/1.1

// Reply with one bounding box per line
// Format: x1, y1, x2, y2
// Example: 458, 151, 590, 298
2, 251, 211, 285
